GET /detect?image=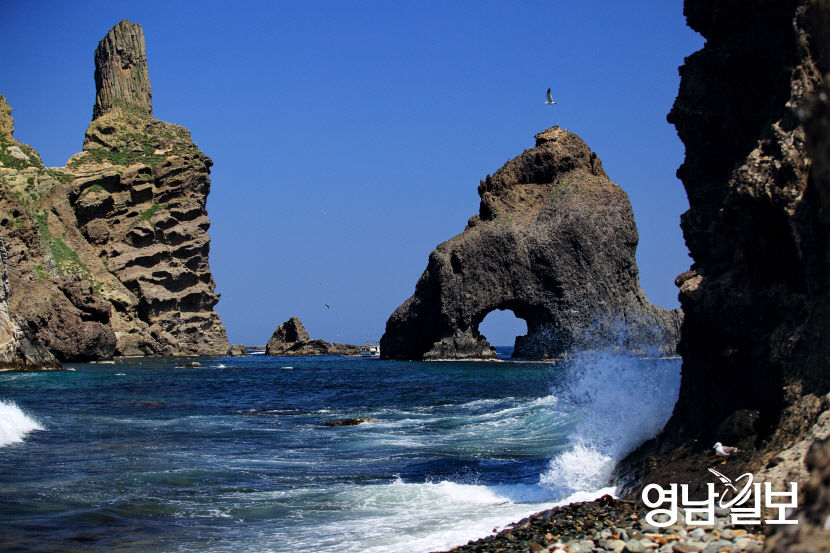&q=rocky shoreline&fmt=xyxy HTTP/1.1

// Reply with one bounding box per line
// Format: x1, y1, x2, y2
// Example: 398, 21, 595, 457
436, 495, 767, 553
